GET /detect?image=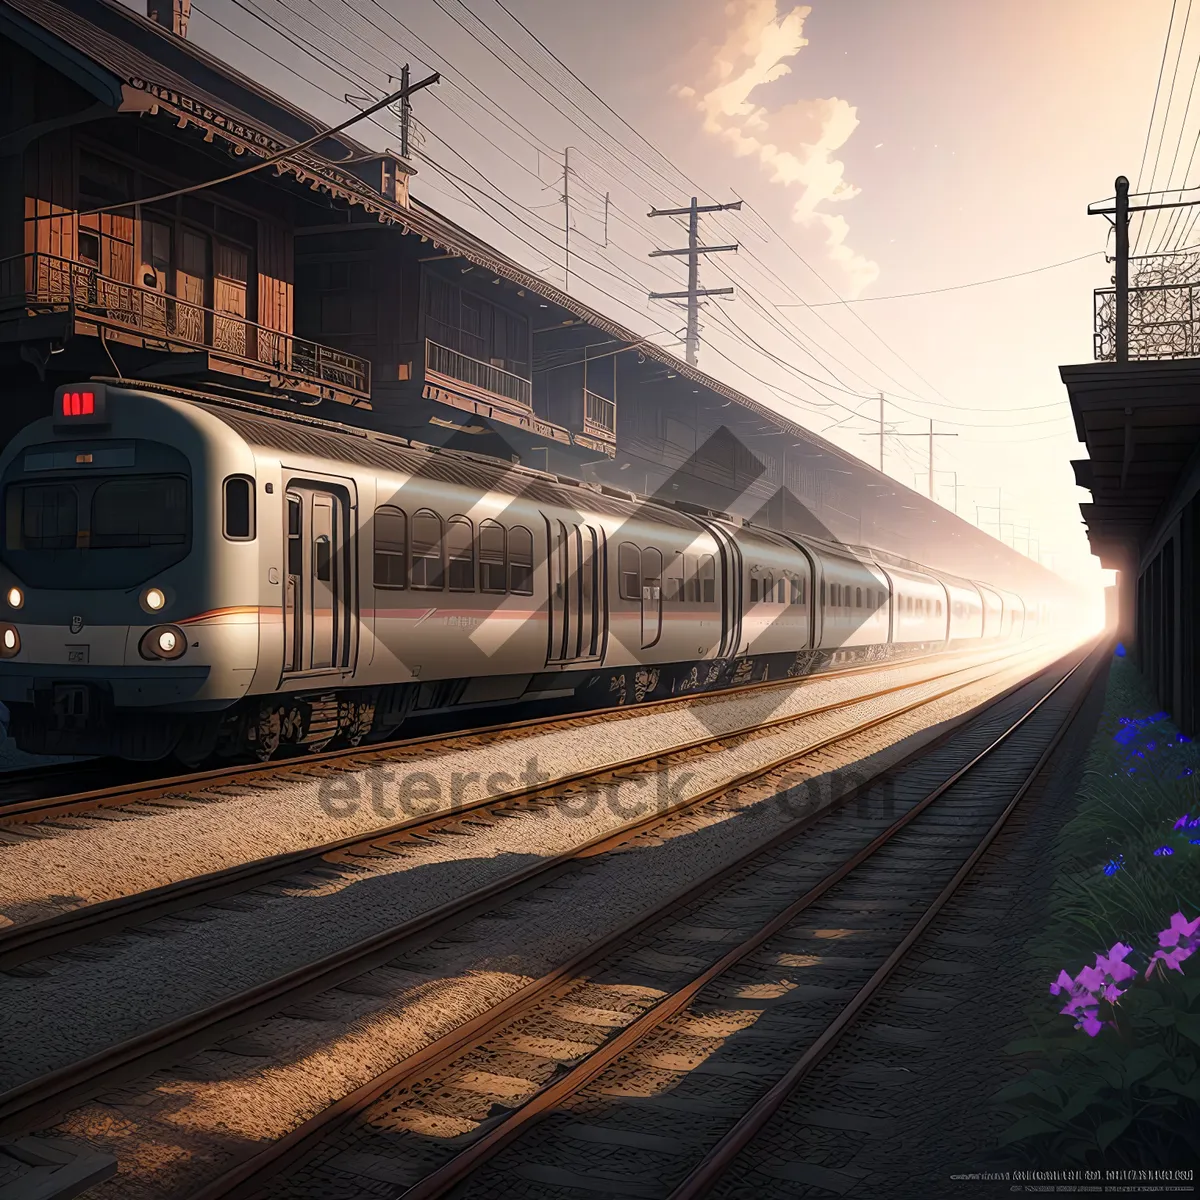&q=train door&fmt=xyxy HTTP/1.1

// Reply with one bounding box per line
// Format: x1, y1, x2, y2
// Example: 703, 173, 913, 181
697, 520, 741, 658
546, 517, 604, 664
283, 482, 355, 676
640, 547, 663, 649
